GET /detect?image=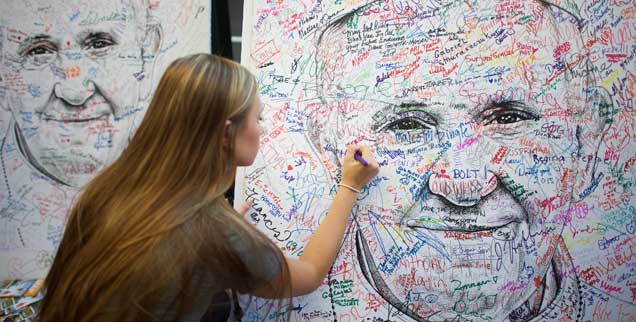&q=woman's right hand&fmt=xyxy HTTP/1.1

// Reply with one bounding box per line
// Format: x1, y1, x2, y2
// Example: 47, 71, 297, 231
341, 145, 380, 191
